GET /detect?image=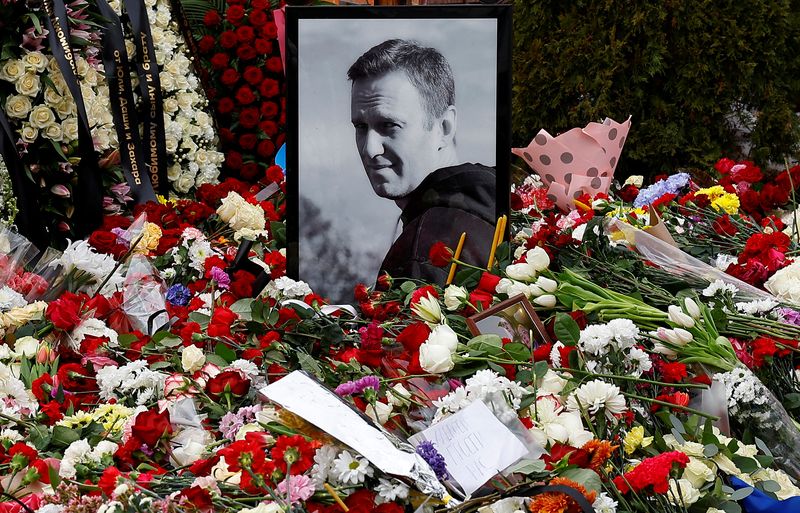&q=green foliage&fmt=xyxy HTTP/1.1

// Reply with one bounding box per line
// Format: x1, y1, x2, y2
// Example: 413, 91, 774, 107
512, 0, 800, 177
